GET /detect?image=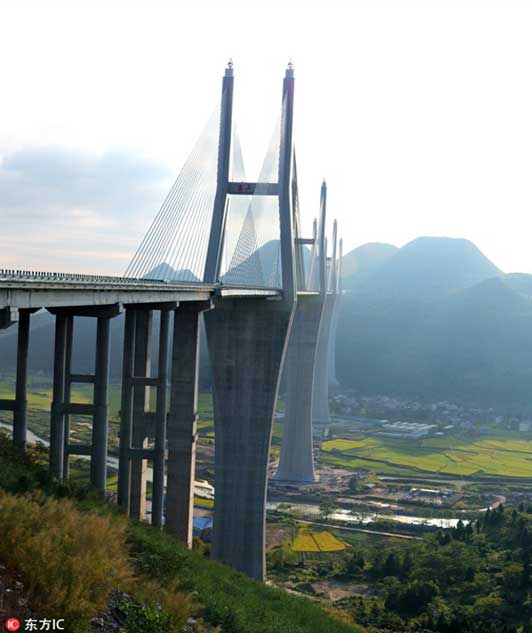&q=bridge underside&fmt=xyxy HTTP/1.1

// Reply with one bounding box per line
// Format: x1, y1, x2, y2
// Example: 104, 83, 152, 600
275, 293, 324, 483
205, 296, 293, 581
